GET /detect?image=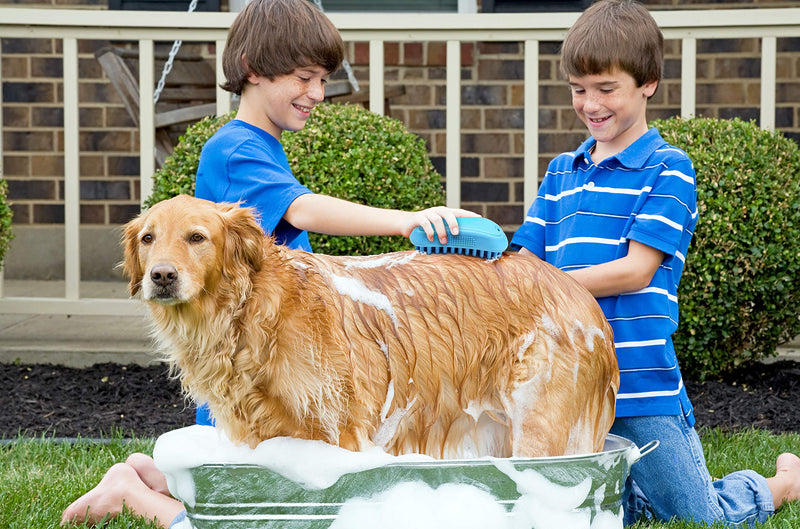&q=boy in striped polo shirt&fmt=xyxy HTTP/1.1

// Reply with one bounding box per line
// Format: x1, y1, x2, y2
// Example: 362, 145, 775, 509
511, 0, 800, 525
